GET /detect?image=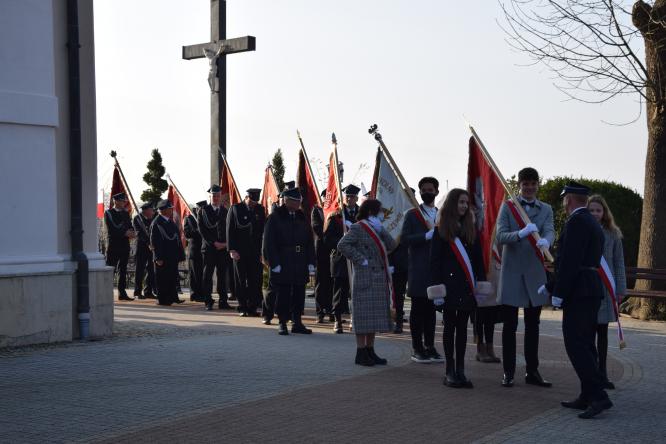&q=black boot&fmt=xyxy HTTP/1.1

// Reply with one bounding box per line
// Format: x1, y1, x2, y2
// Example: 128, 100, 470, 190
355, 348, 375, 367
443, 360, 462, 388
118, 289, 134, 301
366, 347, 387, 365
278, 323, 289, 336
457, 363, 473, 388
333, 313, 343, 334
